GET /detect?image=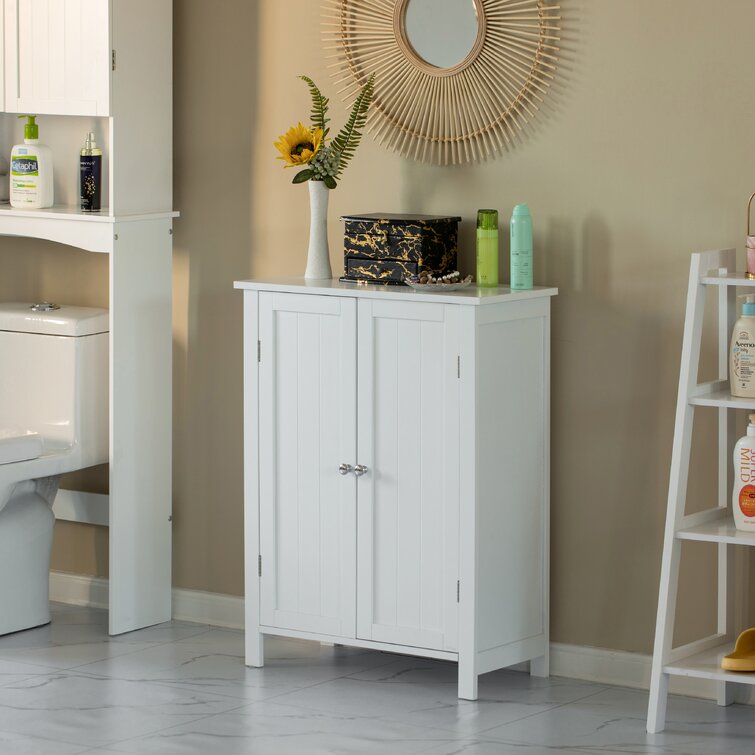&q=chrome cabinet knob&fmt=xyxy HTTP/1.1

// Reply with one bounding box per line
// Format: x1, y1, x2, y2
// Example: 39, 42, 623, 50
354, 464, 368, 477
339, 463, 353, 476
